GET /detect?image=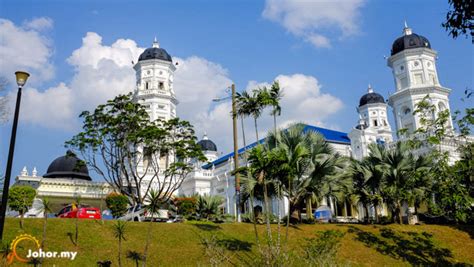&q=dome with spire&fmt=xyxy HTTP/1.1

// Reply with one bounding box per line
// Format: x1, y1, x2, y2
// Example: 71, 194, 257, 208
391, 22, 431, 56
197, 133, 217, 152
138, 38, 172, 62
43, 150, 92, 181
359, 85, 385, 107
